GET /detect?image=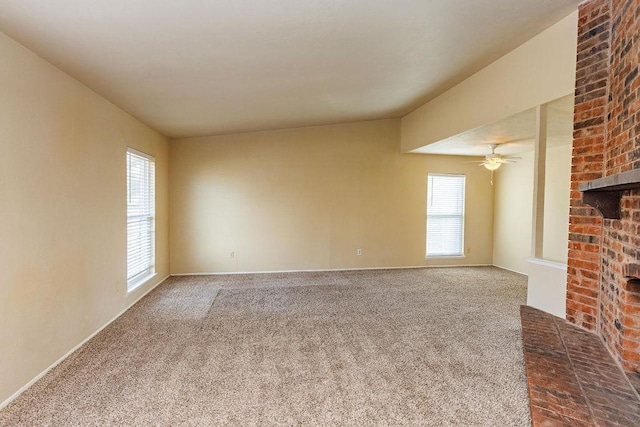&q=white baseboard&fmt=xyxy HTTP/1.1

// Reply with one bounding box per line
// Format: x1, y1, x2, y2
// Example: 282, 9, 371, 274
0, 274, 170, 411
492, 264, 528, 276
170, 264, 494, 276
